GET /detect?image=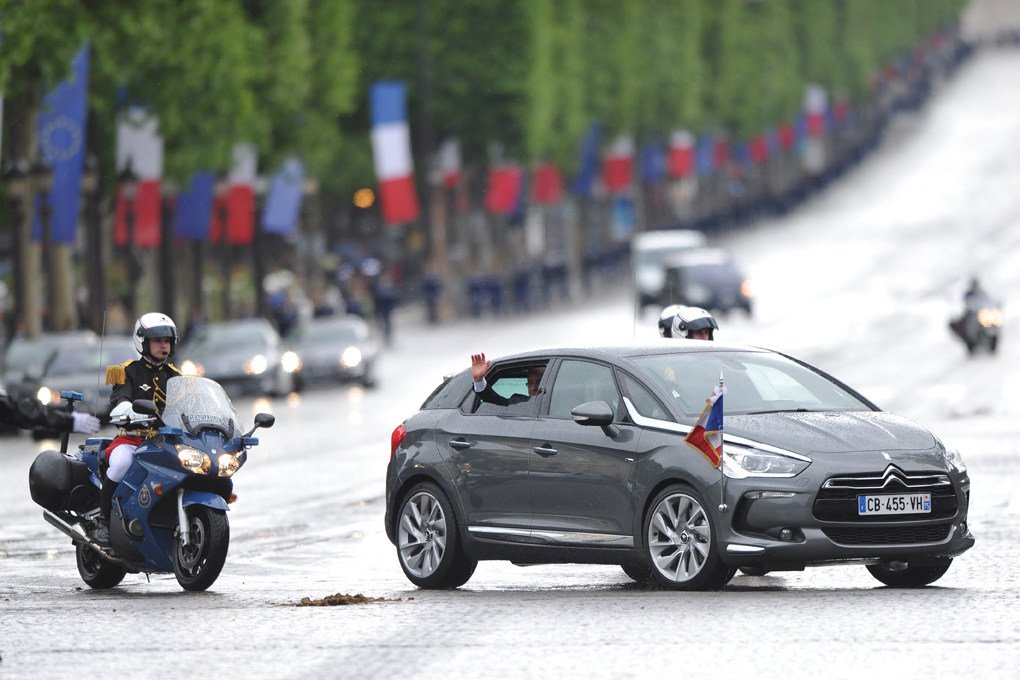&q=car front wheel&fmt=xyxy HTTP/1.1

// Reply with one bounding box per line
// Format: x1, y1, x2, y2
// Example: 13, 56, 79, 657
642, 485, 730, 590
397, 482, 476, 589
